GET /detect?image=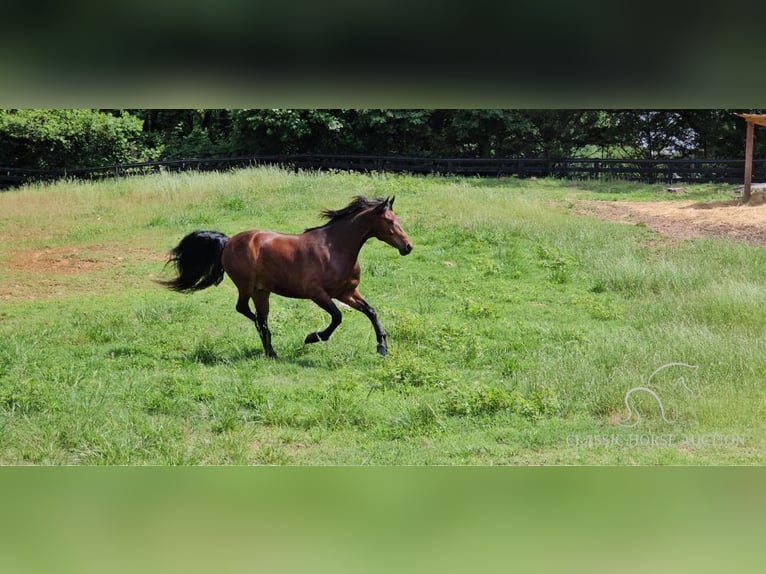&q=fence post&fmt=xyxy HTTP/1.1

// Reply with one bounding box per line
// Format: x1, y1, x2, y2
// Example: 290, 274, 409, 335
744, 120, 754, 202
